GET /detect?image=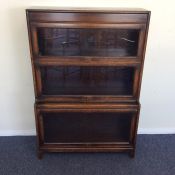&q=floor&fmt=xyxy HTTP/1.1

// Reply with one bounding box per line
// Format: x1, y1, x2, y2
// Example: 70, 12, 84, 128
0, 135, 174, 175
